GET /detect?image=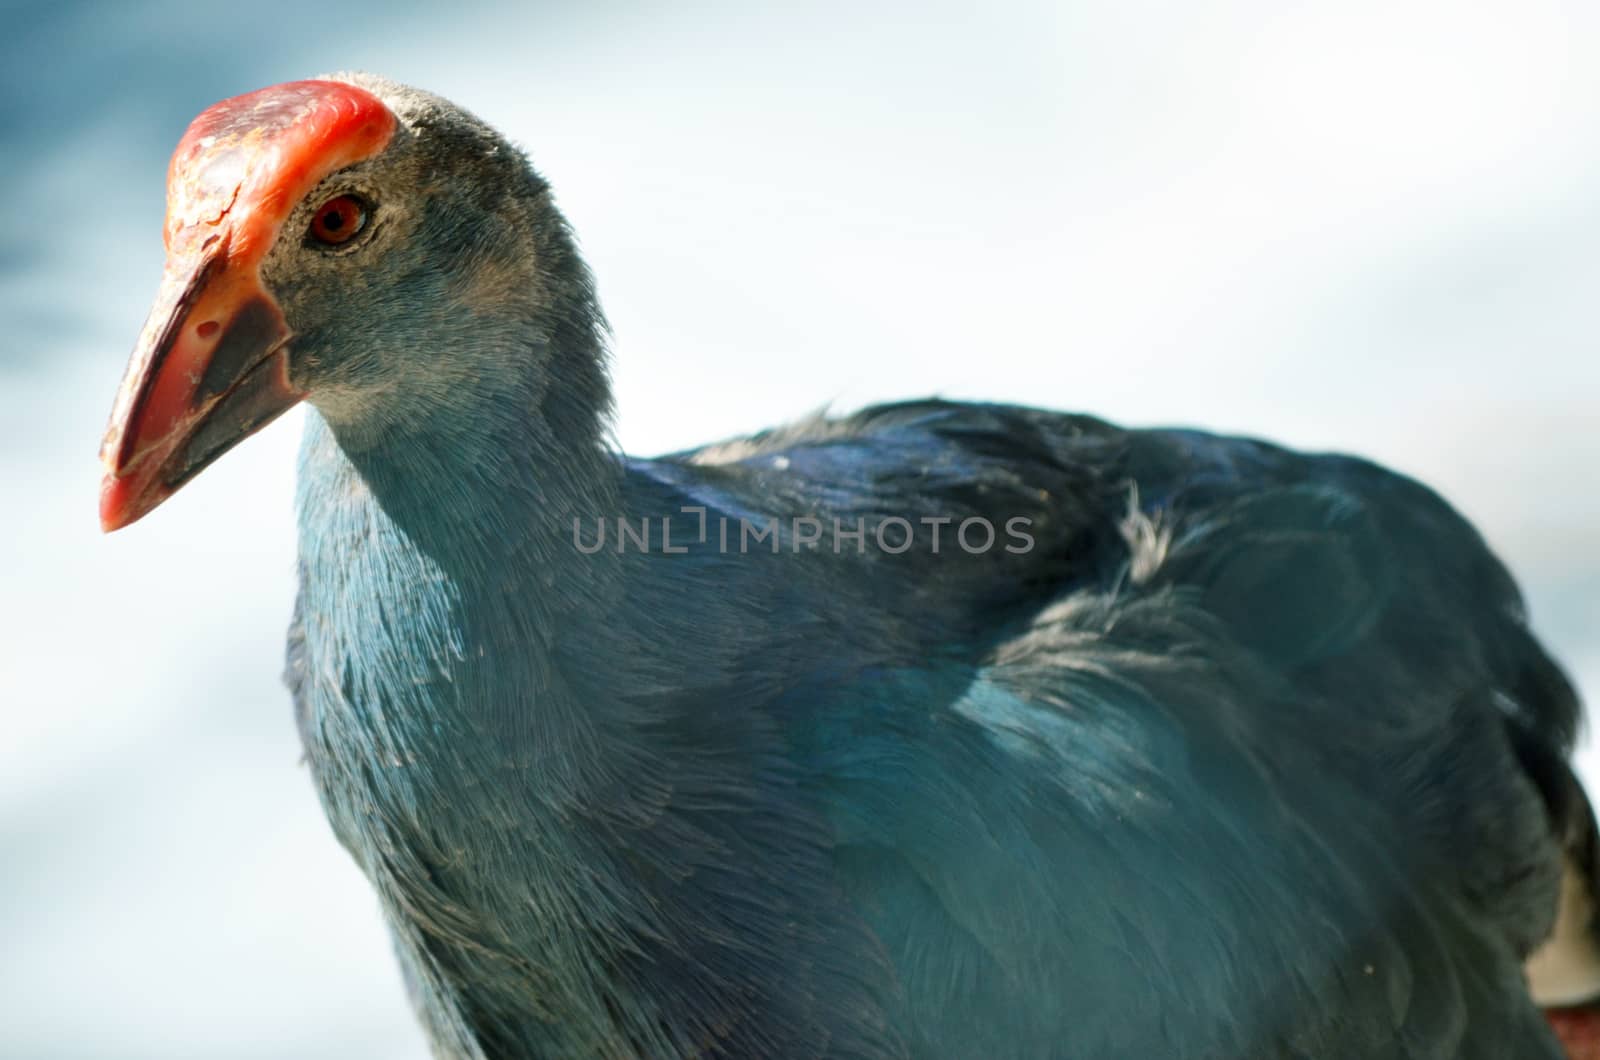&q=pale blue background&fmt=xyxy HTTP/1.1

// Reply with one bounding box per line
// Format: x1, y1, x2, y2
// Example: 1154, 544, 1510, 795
2, 1, 1596, 1056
